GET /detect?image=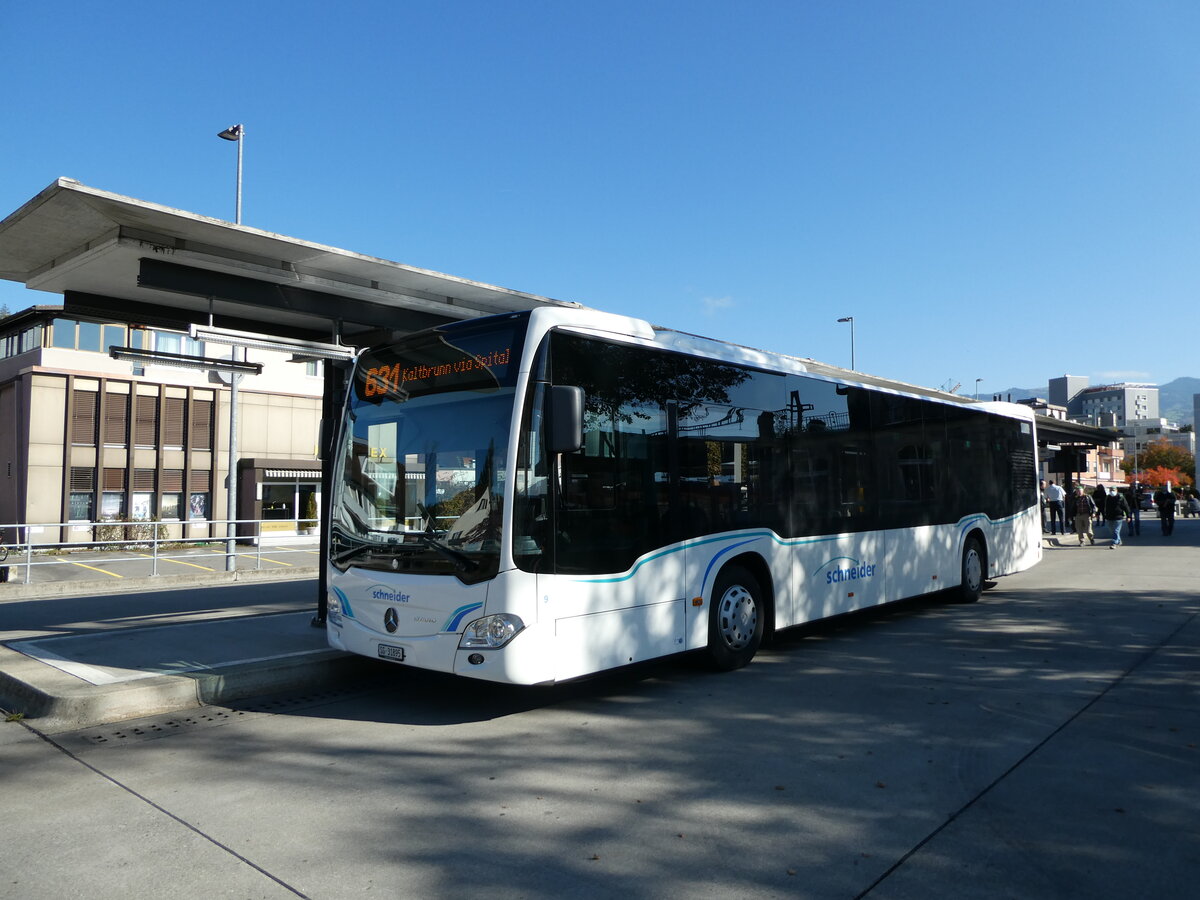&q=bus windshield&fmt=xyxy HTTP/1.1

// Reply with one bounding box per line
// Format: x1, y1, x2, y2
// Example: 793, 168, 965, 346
332, 315, 527, 583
